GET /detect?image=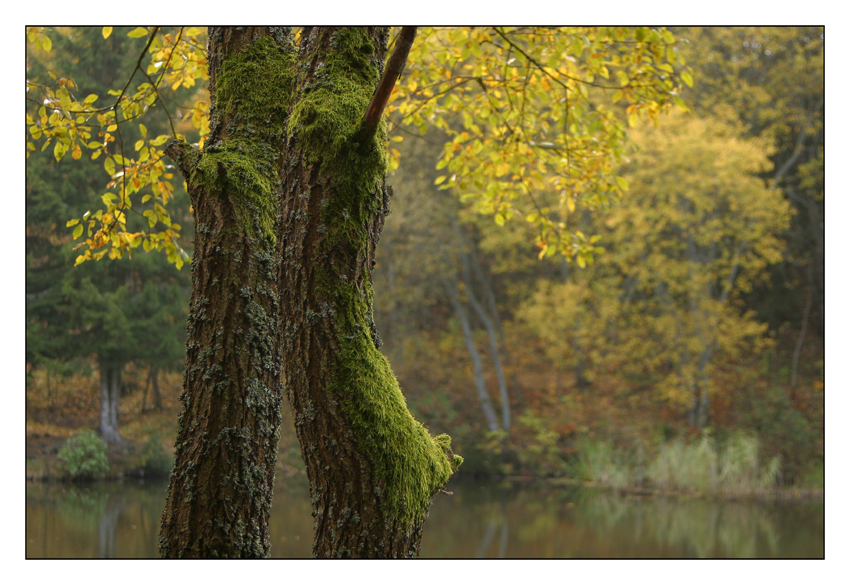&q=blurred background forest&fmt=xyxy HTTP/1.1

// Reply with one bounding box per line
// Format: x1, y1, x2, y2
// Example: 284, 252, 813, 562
26, 27, 824, 495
